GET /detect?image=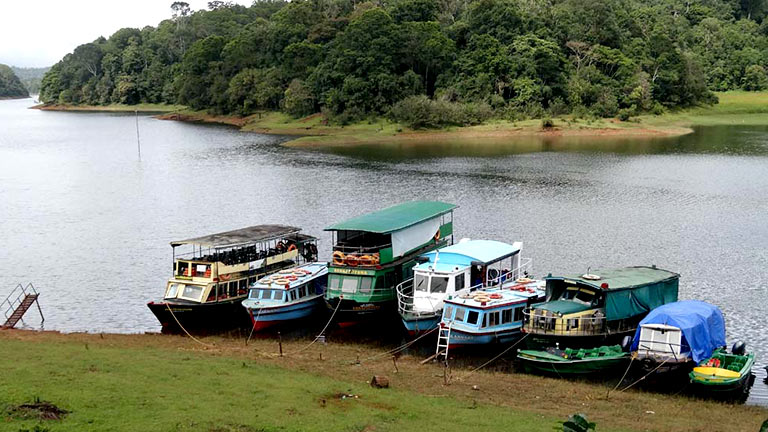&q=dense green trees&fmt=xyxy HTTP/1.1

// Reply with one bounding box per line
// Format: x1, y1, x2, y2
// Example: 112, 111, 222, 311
0, 64, 29, 98
39, 0, 768, 126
